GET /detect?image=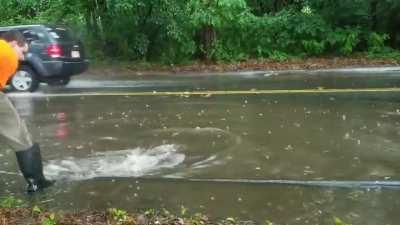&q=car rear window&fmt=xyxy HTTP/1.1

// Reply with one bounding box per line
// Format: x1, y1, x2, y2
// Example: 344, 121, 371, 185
0, 28, 48, 43
22, 29, 47, 42
46, 27, 73, 41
